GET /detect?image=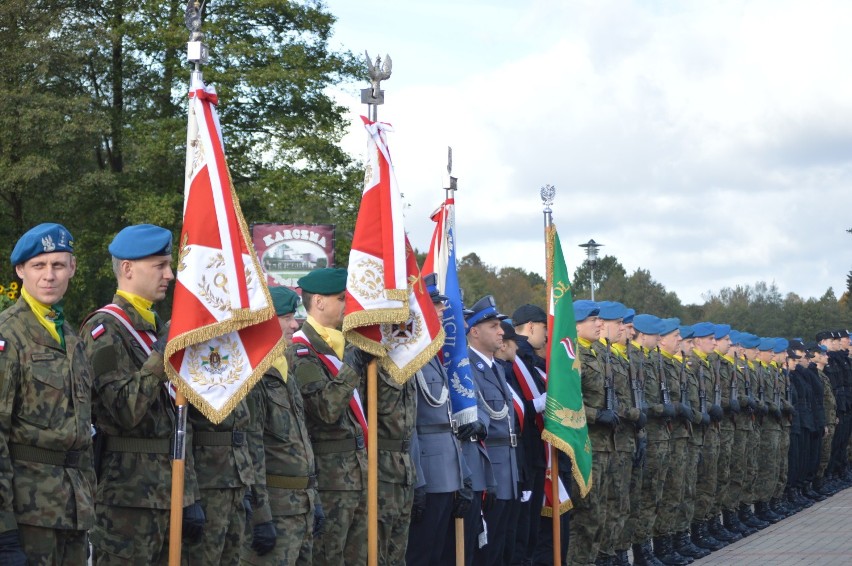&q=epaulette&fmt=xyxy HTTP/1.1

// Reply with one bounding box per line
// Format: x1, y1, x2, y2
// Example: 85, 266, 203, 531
90, 323, 106, 341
